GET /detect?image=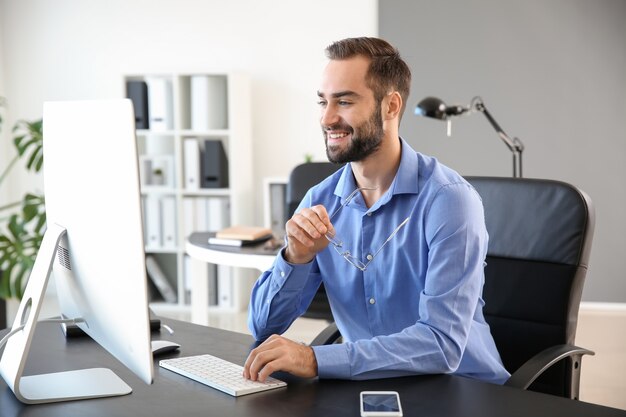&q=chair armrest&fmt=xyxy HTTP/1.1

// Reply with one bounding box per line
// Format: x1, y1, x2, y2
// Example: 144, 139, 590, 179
505, 344, 594, 391
310, 322, 341, 346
